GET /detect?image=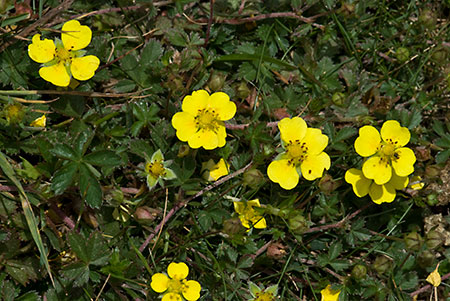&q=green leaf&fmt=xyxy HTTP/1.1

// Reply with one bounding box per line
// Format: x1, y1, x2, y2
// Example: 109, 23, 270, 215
79, 163, 103, 208
83, 150, 121, 167
129, 139, 154, 159
329, 241, 342, 260
4, 258, 39, 286
334, 127, 357, 142
68, 232, 90, 263
73, 130, 93, 157
51, 161, 79, 195
50, 144, 79, 160
86, 232, 109, 265
0, 151, 54, 286
62, 262, 90, 287
141, 39, 163, 64
436, 149, 450, 164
